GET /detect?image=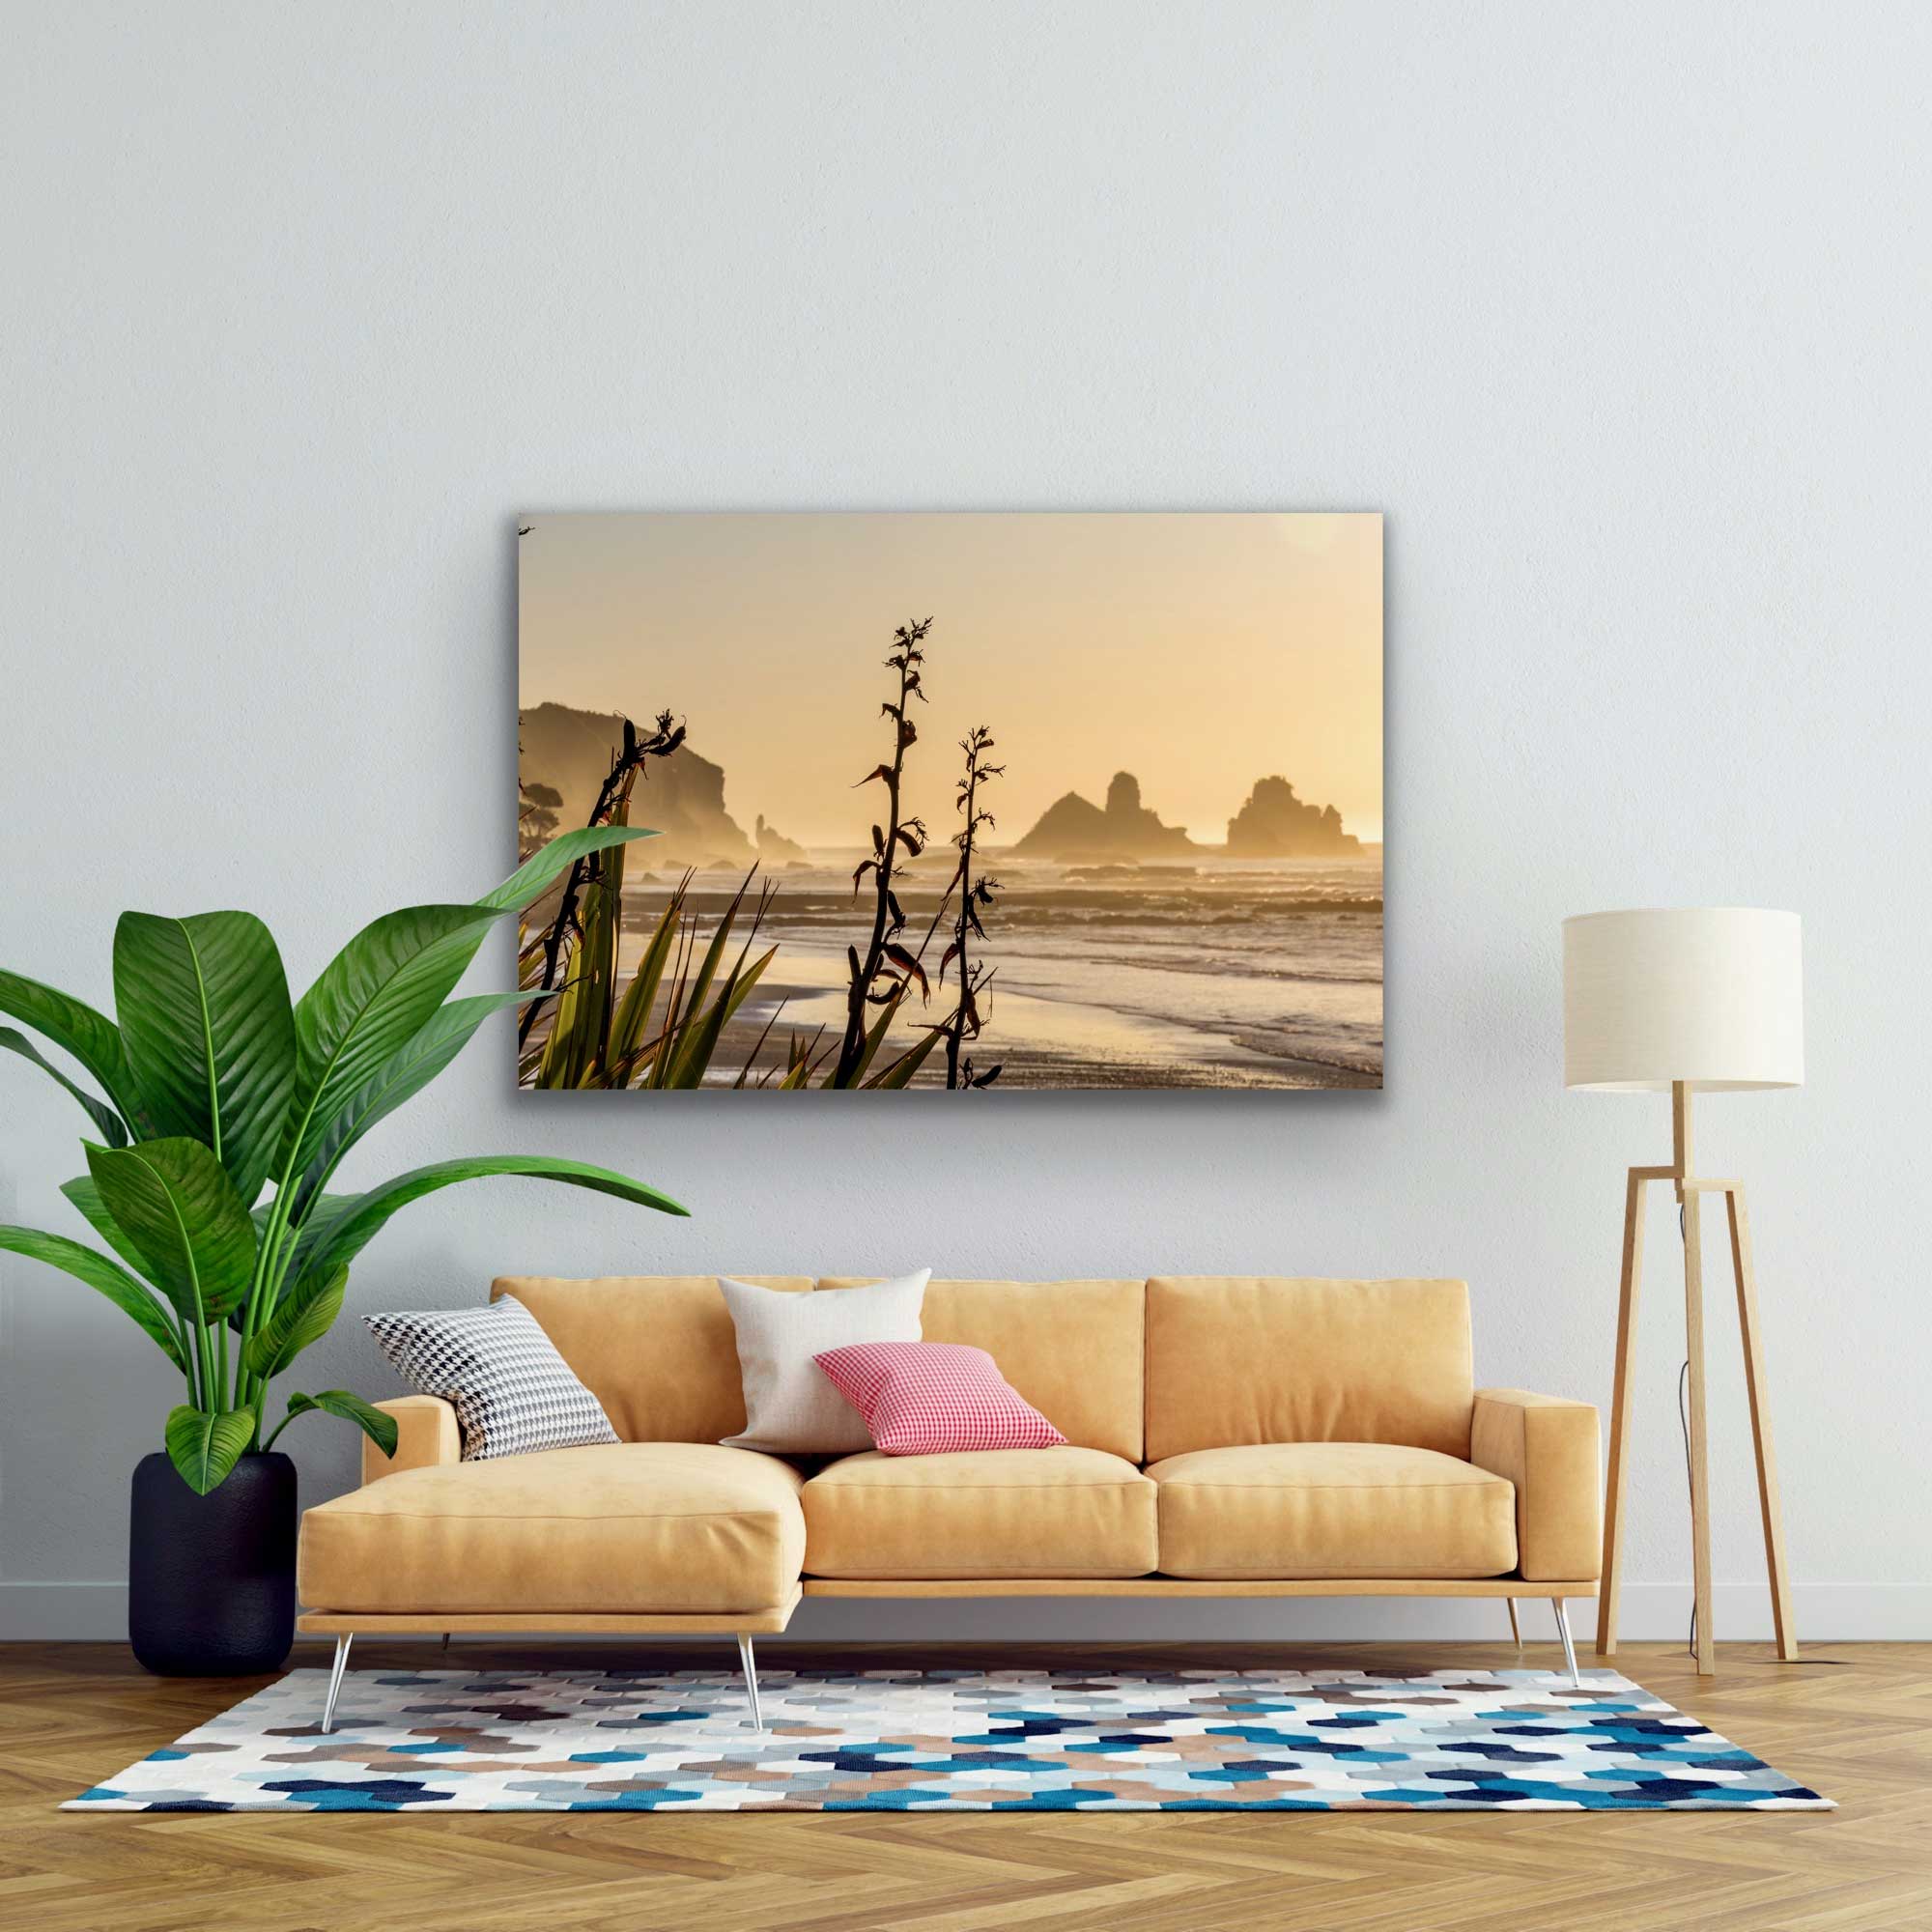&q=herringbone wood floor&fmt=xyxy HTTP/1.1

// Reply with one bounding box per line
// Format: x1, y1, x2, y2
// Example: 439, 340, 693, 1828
3, 1638, 1924, 1931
